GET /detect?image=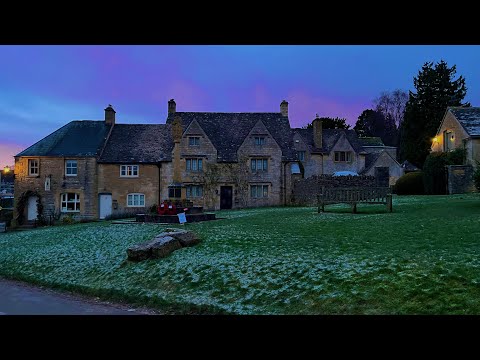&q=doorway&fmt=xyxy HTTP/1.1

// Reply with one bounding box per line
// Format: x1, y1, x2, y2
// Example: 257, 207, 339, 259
27, 196, 38, 221
99, 194, 112, 219
220, 186, 233, 209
